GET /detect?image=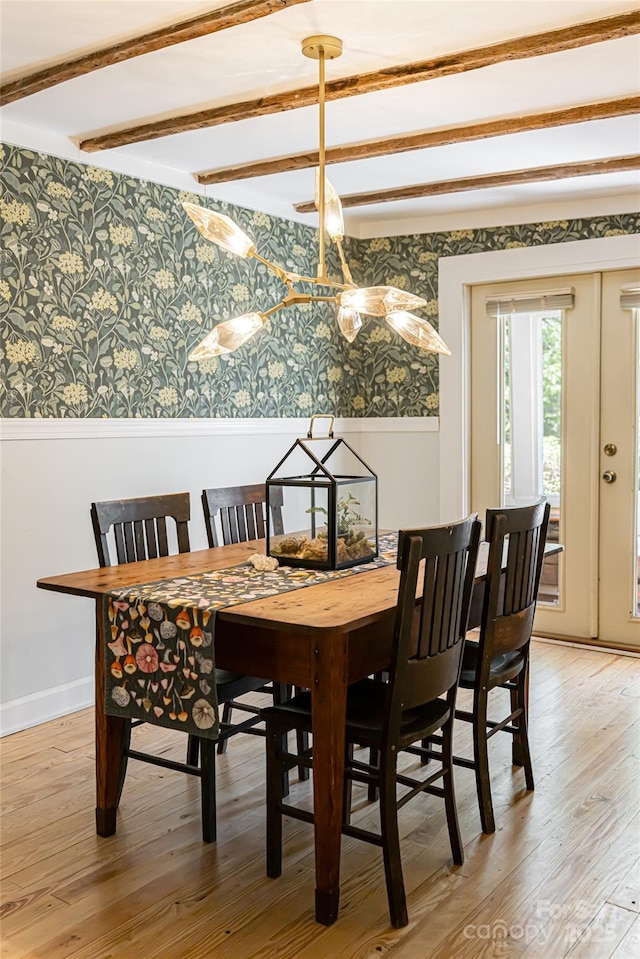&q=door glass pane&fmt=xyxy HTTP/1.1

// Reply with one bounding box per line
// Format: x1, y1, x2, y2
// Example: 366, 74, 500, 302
501, 309, 562, 605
